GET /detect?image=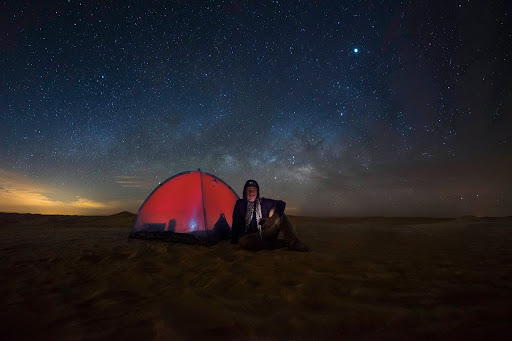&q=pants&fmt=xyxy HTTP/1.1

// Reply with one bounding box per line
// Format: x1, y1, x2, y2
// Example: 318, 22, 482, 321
238, 214, 297, 251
